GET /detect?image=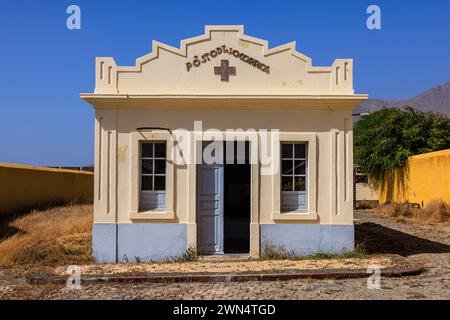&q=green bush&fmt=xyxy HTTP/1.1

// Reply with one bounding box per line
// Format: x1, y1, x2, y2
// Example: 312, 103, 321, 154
354, 107, 450, 179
